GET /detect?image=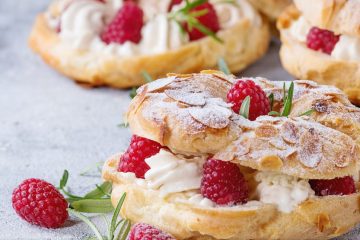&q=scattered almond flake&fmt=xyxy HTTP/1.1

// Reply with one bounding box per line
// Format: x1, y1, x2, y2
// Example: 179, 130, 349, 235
312, 100, 329, 113
298, 130, 322, 168
280, 121, 299, 144
255, 124, 278, 138
164, 89, 206, 106
188, 106, 230, 129
206, 97, 233, 108
139, 76, 175, 93
295, 80, 318, 87
269, 138, 287, 150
